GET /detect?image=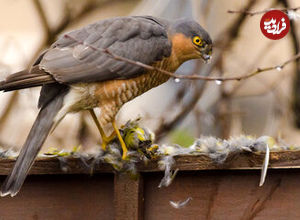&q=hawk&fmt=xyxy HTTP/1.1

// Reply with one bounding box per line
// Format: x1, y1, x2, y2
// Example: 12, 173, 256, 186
0, 16, 212, 196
